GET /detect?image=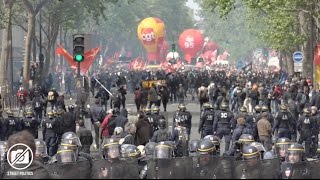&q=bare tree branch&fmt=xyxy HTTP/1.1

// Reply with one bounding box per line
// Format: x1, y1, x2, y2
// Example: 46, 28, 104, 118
21, 0, 34, 14
35, 0, 52, 14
